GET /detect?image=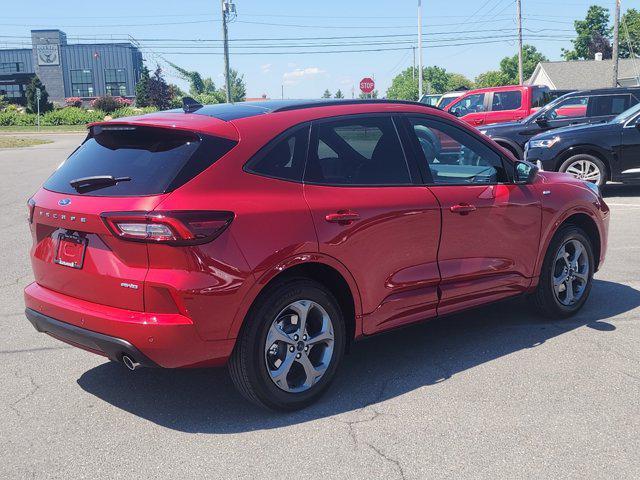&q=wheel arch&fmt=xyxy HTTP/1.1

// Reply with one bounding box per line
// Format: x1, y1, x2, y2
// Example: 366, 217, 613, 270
493, 137, 523, 160
555, 145, 612, 180
227, 255, 362, 345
